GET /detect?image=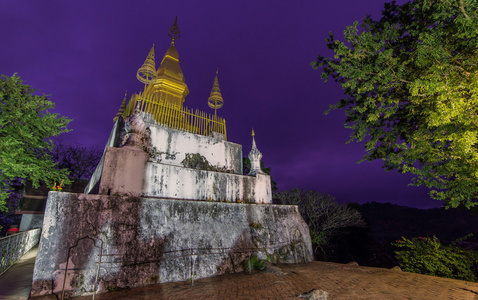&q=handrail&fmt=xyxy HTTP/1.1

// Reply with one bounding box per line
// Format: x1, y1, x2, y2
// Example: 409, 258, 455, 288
0, 228, 41, 275
123, 92, 227, 140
